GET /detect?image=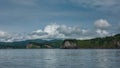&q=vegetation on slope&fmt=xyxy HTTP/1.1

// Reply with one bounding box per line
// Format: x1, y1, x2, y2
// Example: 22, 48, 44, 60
61, 34, 120, 49
0, 34, 120, 49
